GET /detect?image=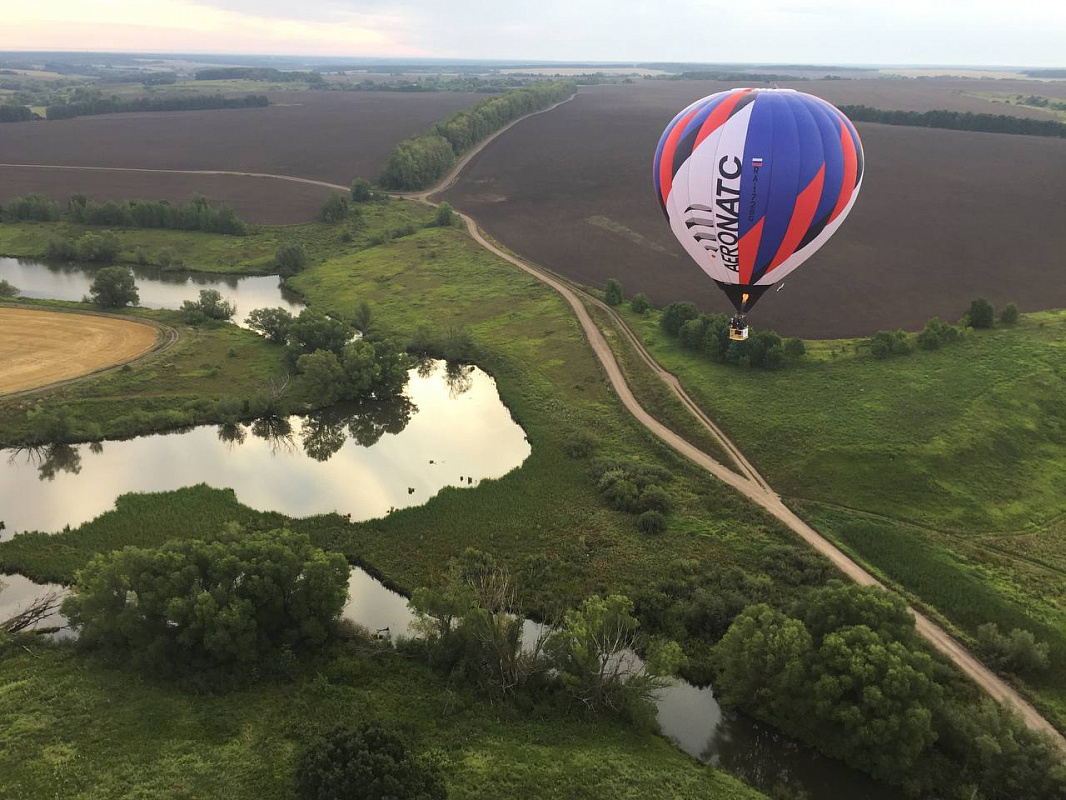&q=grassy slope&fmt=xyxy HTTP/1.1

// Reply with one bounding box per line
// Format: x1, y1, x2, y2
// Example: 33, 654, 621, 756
0, 300, 301, 446
0, 201, 427, 275
0, 643, 760, 800
618, 305, 1066, 722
